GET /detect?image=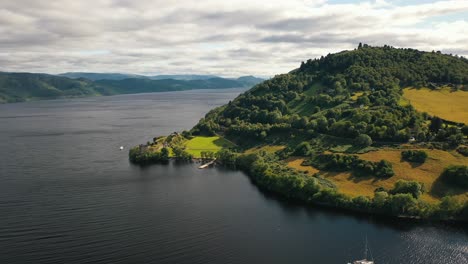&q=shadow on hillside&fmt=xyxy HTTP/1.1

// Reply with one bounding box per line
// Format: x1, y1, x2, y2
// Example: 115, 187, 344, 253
213, 137, 232, 147
430, 176, 467, 198
348, 174, 387, 185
